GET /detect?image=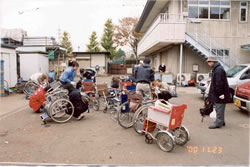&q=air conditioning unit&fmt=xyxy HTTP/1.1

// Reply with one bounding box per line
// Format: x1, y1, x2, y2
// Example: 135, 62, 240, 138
177, 73, 191, 83
196, 73, 210, 83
